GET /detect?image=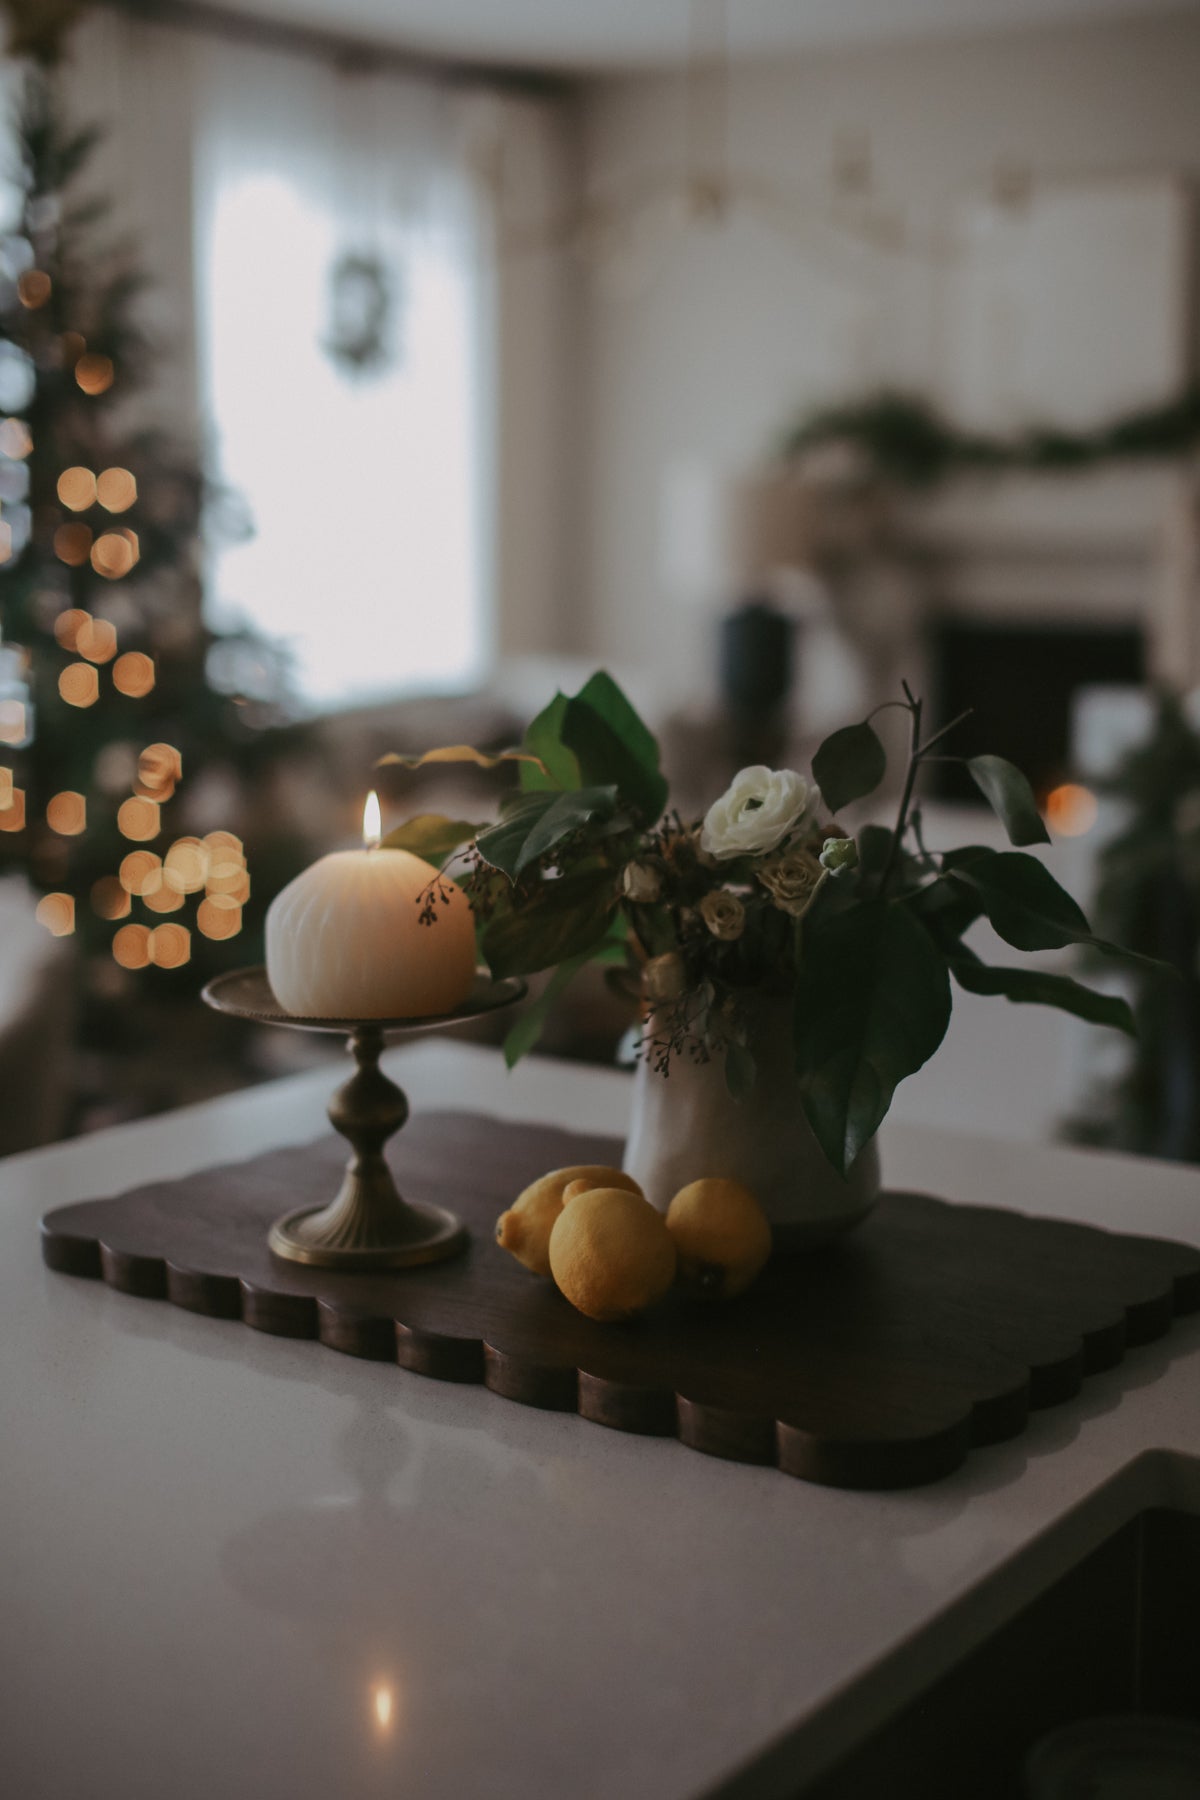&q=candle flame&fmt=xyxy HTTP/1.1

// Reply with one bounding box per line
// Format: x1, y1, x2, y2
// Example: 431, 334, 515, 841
363, 790, 382, 850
